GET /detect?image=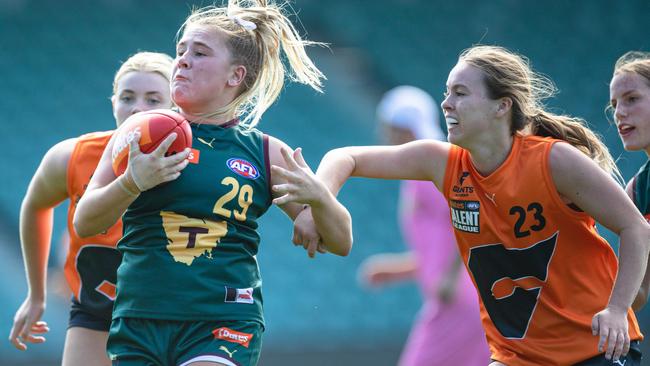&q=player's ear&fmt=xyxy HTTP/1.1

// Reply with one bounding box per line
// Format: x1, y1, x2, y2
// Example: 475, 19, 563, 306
111, 95, 119, 123
228, 64, 246, 87
495, 97, 512, 117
